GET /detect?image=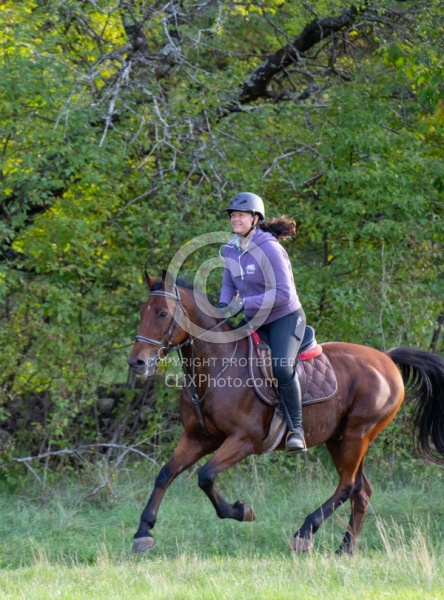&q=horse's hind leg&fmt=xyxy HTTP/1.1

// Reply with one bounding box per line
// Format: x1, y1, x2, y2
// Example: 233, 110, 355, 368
197, 435, 257, 522
336, 462, 372, 555
291, 435, 371, 554
133, 432, 217, 552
